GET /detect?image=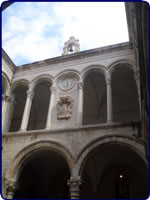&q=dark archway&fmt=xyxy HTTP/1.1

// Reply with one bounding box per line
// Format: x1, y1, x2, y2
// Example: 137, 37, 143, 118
80, 143, 148, 199
112, 66, 140, 122
27, 81, 51, 130
13, 149, 70, 199
9, 85, 28, 132
83, 71, 107, 125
